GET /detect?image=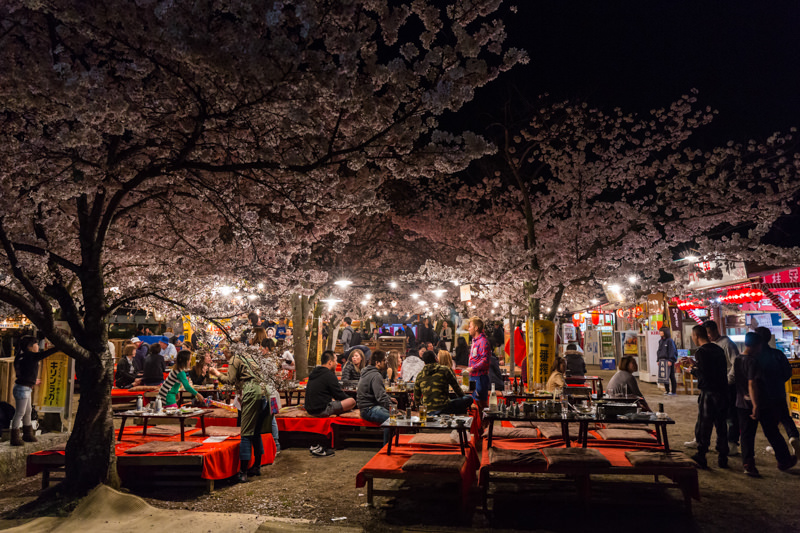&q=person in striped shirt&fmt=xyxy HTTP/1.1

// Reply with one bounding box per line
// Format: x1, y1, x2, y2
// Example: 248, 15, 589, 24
158, 350, 205, 407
